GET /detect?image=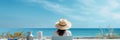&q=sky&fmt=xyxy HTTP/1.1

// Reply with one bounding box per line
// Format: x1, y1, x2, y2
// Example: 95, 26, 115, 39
0, 0, 120, 28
